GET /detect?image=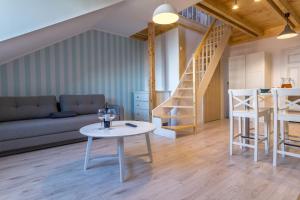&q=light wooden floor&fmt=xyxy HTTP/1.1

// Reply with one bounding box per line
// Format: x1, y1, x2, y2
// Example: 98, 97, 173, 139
0, 120, 300, 200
